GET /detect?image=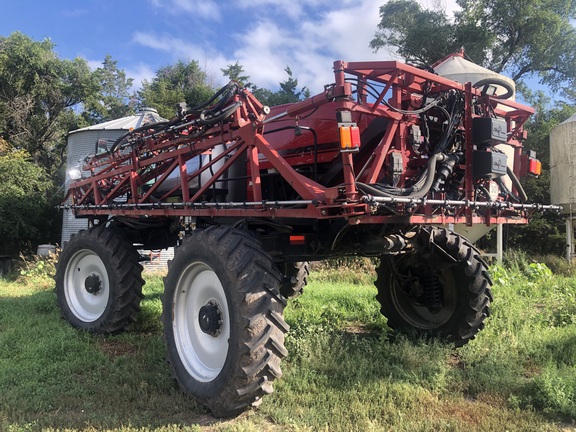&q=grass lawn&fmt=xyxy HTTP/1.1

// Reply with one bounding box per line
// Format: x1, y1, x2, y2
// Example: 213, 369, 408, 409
1, 259, 576, 431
